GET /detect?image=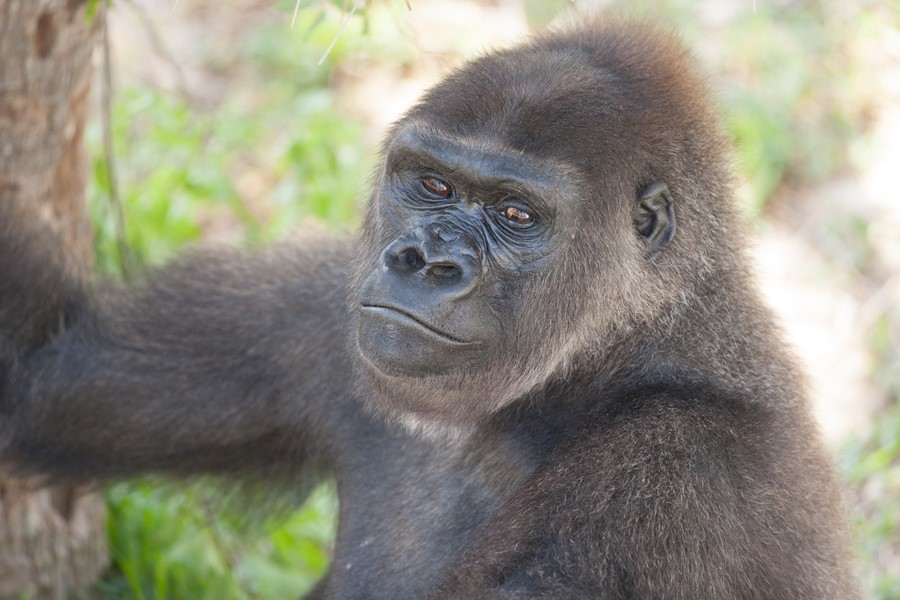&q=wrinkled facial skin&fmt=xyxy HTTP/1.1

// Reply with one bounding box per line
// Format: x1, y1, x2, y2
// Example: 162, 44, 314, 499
349, 35, 705, 426
357, 125, 565, 380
